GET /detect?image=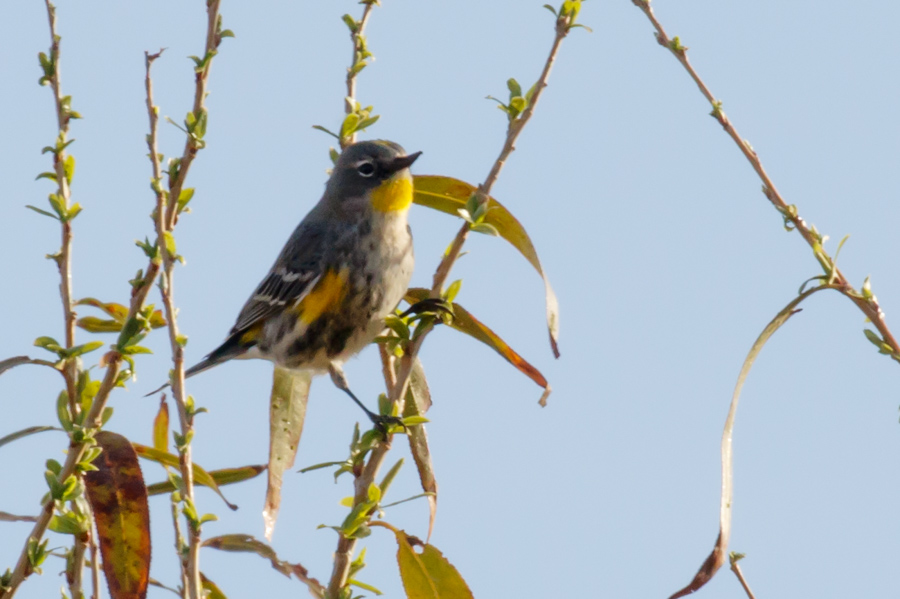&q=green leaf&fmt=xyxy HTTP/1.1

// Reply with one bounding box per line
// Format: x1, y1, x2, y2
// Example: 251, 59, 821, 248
76, 316, 123, 333
63, 155, 75, 184
34, 336, 64, 355
413, 175, 560, 358
355, 115, 380, 132
264, 367, 311, 541
405, 288, 550, 405
63, 340, 104, 359
312, 125, 340, 140
84, 432, 151, 599
340, 113, 361, 139
146, 464, 266, 496
177, 188, 195, 213
25, 204, 59, 219
132, 443, 238, 511
506, 78, 522, 98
